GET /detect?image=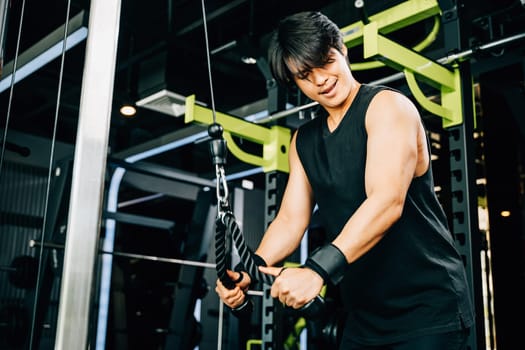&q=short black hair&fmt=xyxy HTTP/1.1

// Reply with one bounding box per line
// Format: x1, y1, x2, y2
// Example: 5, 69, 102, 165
267, 11, 345, 86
